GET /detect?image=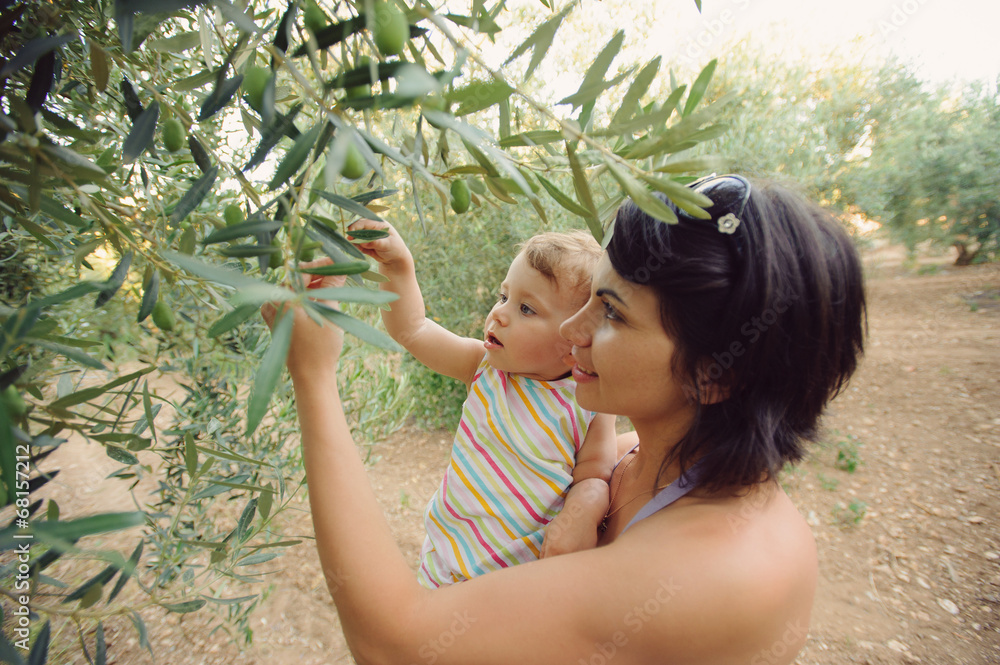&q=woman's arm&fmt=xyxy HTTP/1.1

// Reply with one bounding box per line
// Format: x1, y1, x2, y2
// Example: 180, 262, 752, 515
273, 293, 814, 665
276, 296, 620, 663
